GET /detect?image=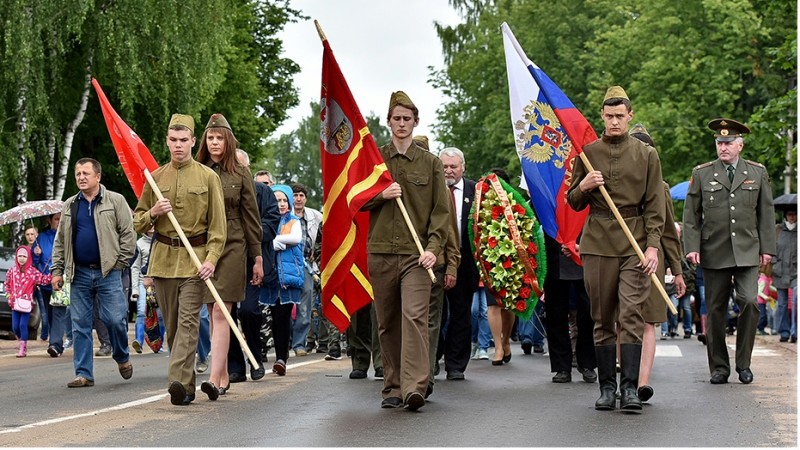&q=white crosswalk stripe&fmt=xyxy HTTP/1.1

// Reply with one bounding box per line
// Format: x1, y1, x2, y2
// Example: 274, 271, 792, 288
654, 344, 779, 358
655, 345, 682, 357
